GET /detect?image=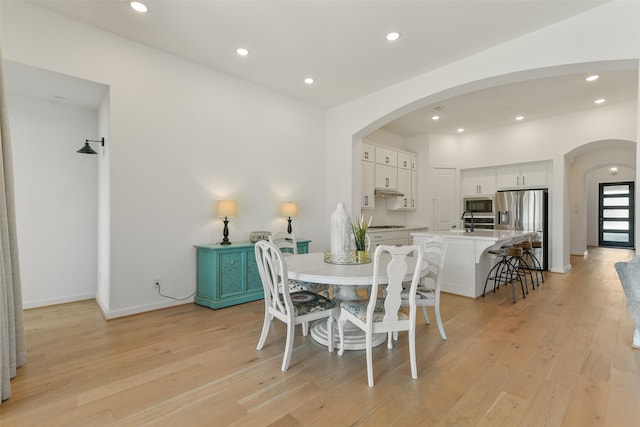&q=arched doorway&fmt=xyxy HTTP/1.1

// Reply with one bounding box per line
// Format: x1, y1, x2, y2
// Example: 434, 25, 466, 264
567, 139, 636, 255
